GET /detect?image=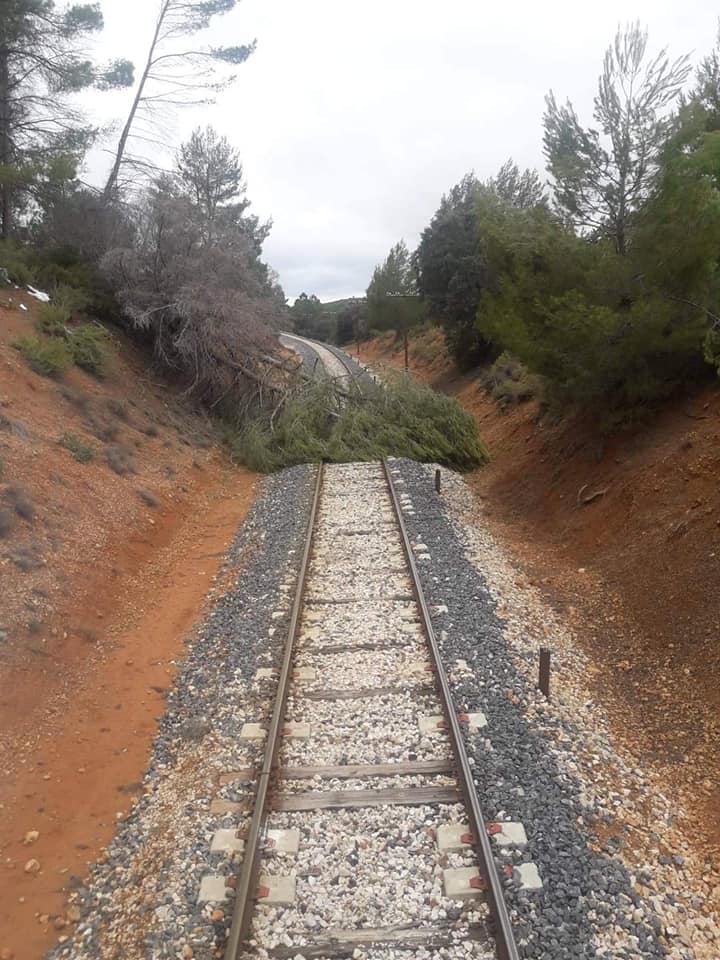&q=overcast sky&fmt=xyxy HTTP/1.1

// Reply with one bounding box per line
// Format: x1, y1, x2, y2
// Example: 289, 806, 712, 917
85, 0, 718, 302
